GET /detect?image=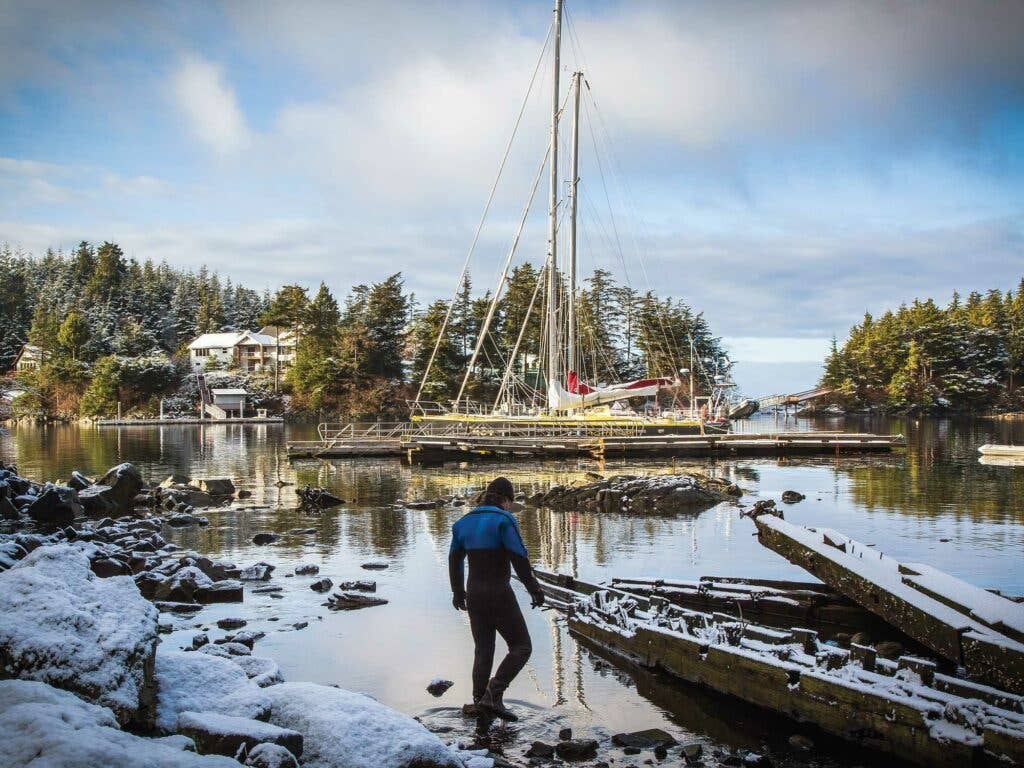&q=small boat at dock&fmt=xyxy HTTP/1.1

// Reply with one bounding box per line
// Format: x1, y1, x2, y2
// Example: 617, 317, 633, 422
979, 443, 1024, 457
